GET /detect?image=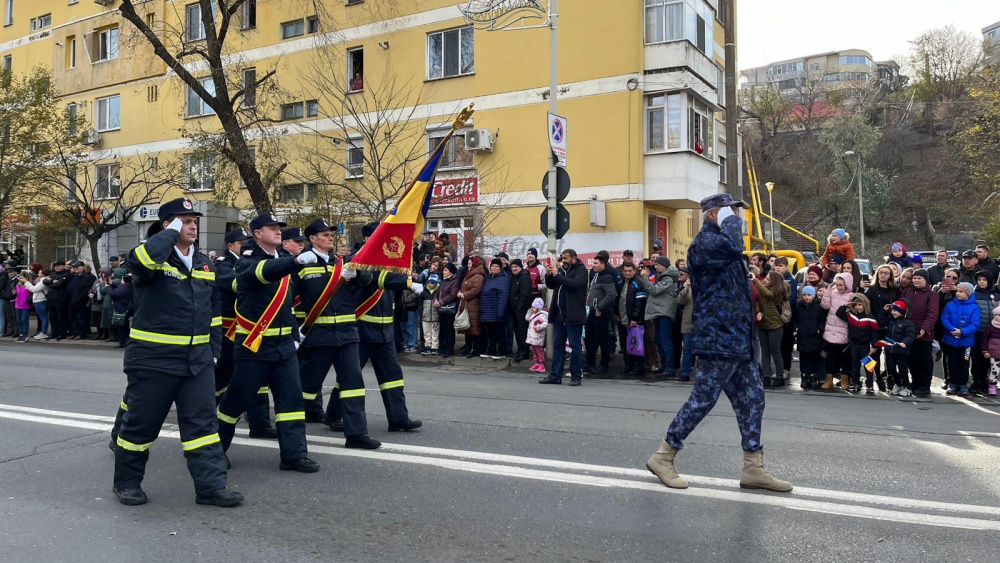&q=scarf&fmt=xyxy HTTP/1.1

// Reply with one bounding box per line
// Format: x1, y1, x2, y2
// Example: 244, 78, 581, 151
993, 317, 1000, 330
